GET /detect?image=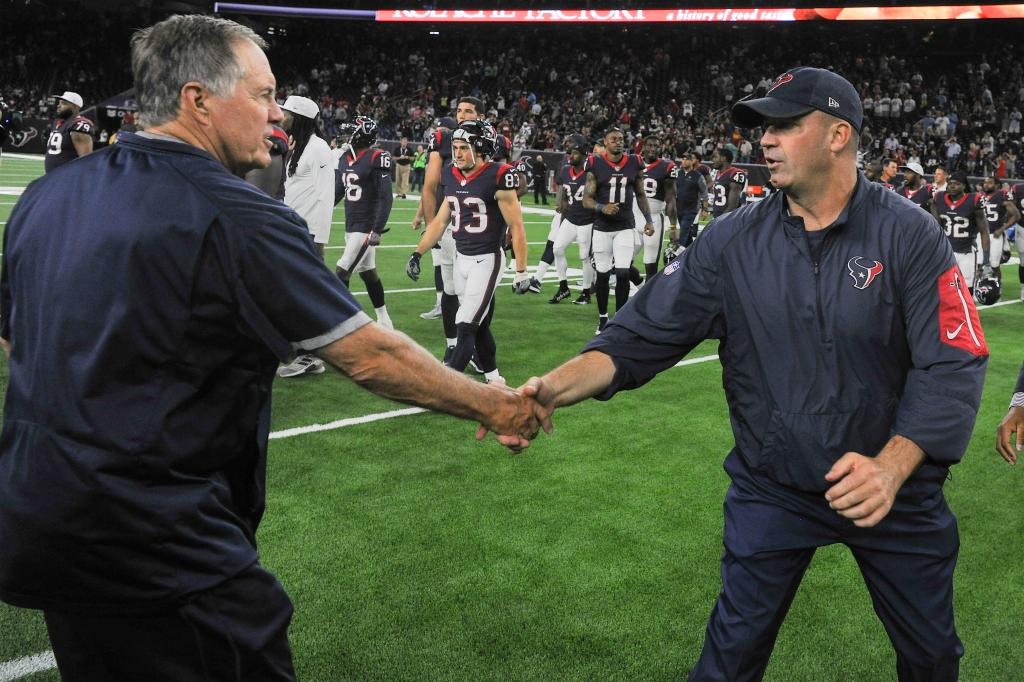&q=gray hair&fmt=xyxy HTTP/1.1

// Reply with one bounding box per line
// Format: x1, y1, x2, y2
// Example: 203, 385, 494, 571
131, 15, 268, 128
